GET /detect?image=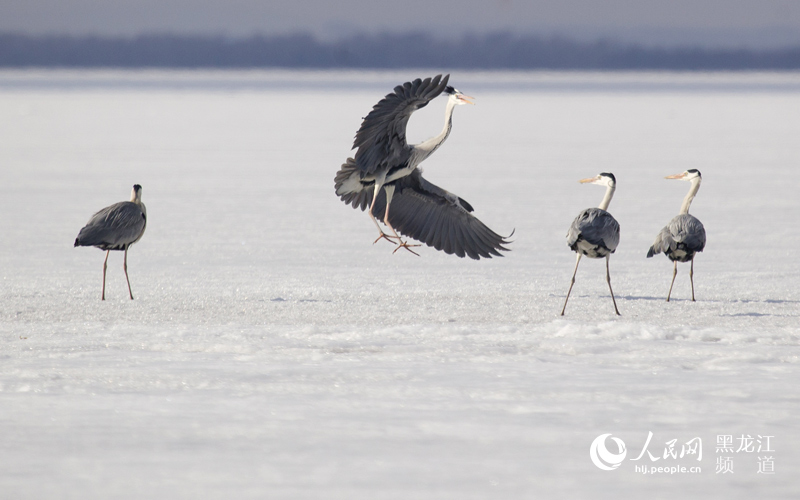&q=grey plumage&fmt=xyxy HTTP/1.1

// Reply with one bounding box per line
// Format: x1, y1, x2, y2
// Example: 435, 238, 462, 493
75, 184, 147, 300
566, 208, 620, 259
646, 214, 706, 262
75, 201, 147, 250
335, 74, 510, 259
